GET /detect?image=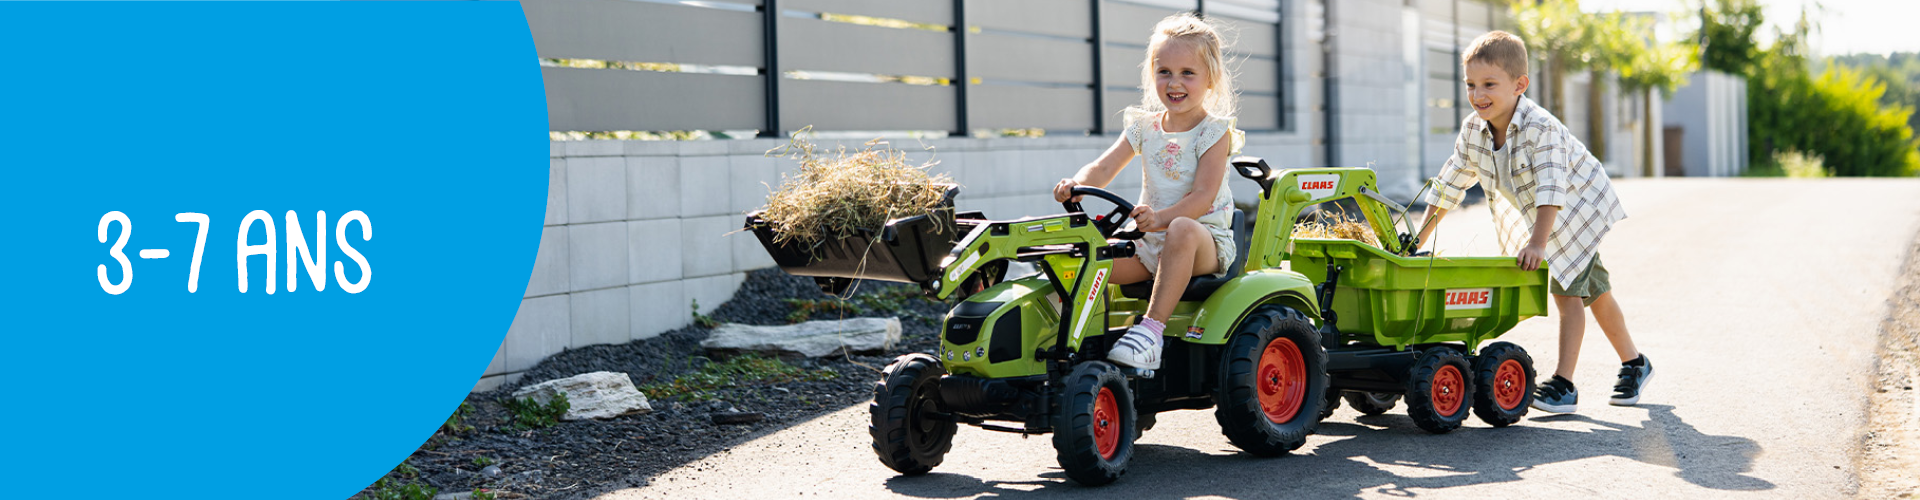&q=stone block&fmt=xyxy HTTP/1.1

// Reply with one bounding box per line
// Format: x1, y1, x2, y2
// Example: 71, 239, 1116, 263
506, 294, 570, 372
679, 140, 730, 156
545, 158, 567, 226
565, 139, 623, 157
685, 273, 744, 316
679, 156, 731, 217
550, 140, 565, 158
524, 226, 569, 297
680, 215, 736, 278
567, 156, 627, 224
702, 317, 902, 358
732, 227, 774, 271
511, 371, 652, 420
729, 154, 778, 215
628, 280, 687, 340
627, 155, 680, 220
570, 286, 631, 348
568, 222, 628, 292
622, 140, 675, 157
627, 219, 683, 284
486, 341, 507, 376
